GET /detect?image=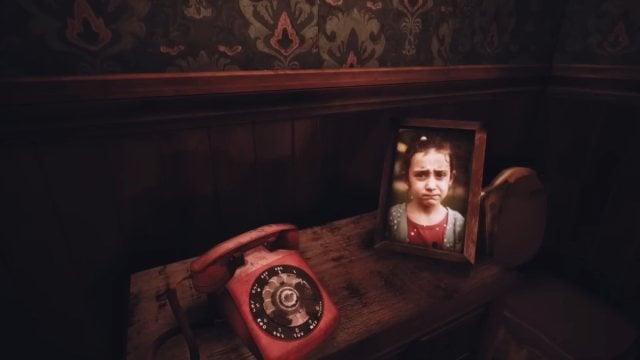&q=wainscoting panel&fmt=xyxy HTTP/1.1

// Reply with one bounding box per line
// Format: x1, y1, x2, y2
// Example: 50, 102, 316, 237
540, 65, 640, 327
